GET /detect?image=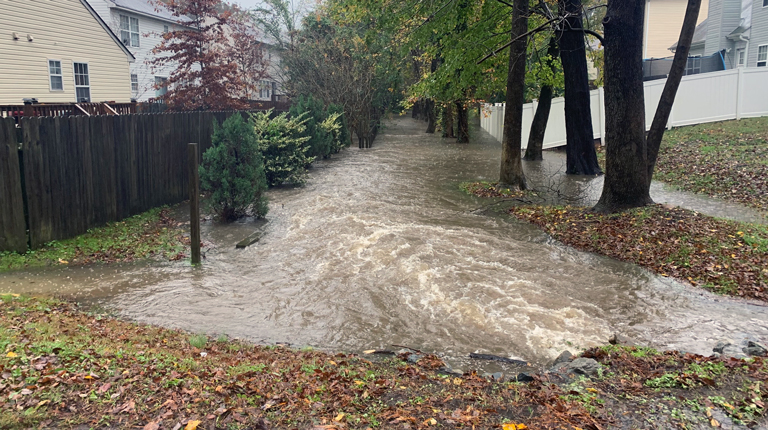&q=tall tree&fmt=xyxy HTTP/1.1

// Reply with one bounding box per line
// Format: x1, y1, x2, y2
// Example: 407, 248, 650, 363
150, 0, 250, 110
594, 0, 701, 212
499, 0, 528, 189
557, 0, 602, 175
525, 36, 560, 161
